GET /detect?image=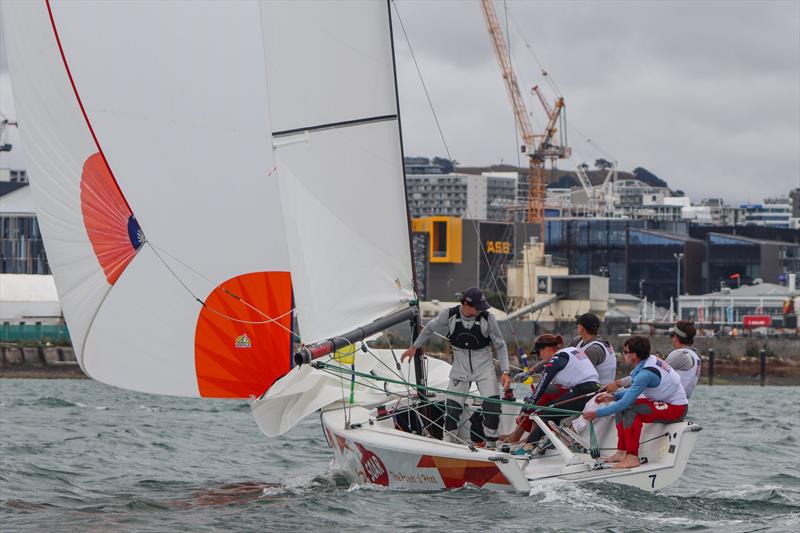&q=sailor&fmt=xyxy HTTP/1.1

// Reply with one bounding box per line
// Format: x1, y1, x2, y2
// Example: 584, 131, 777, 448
605, 321, 701, 399
666, 320, 702, 398
401, 287, 510, 449
571, 313, 617, 386
584, 335, 688, 469
505, 334, 600, 452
